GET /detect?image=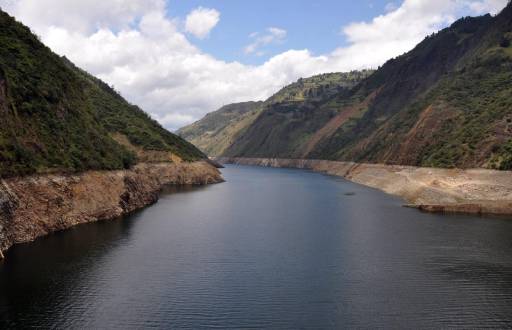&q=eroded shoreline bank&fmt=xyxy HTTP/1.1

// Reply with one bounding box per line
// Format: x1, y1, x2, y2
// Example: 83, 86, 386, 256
215, 157, 512, 217
0, 161, 223, 255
